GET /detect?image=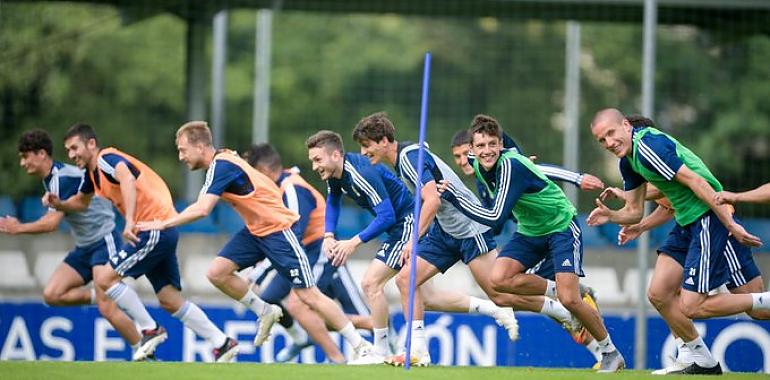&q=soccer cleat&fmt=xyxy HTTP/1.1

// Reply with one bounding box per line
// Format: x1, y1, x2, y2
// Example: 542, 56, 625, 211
254, 304, 283, 346
213, 337, 239, 363
276, 338, 314, 362
680, 362, 723, 375
132, 325, 168, 361
491, 307, 519, 341
651, 360, 691, 375
597, 350, 625, 373
384, 351, 431, 367
348, 341, 384, 365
